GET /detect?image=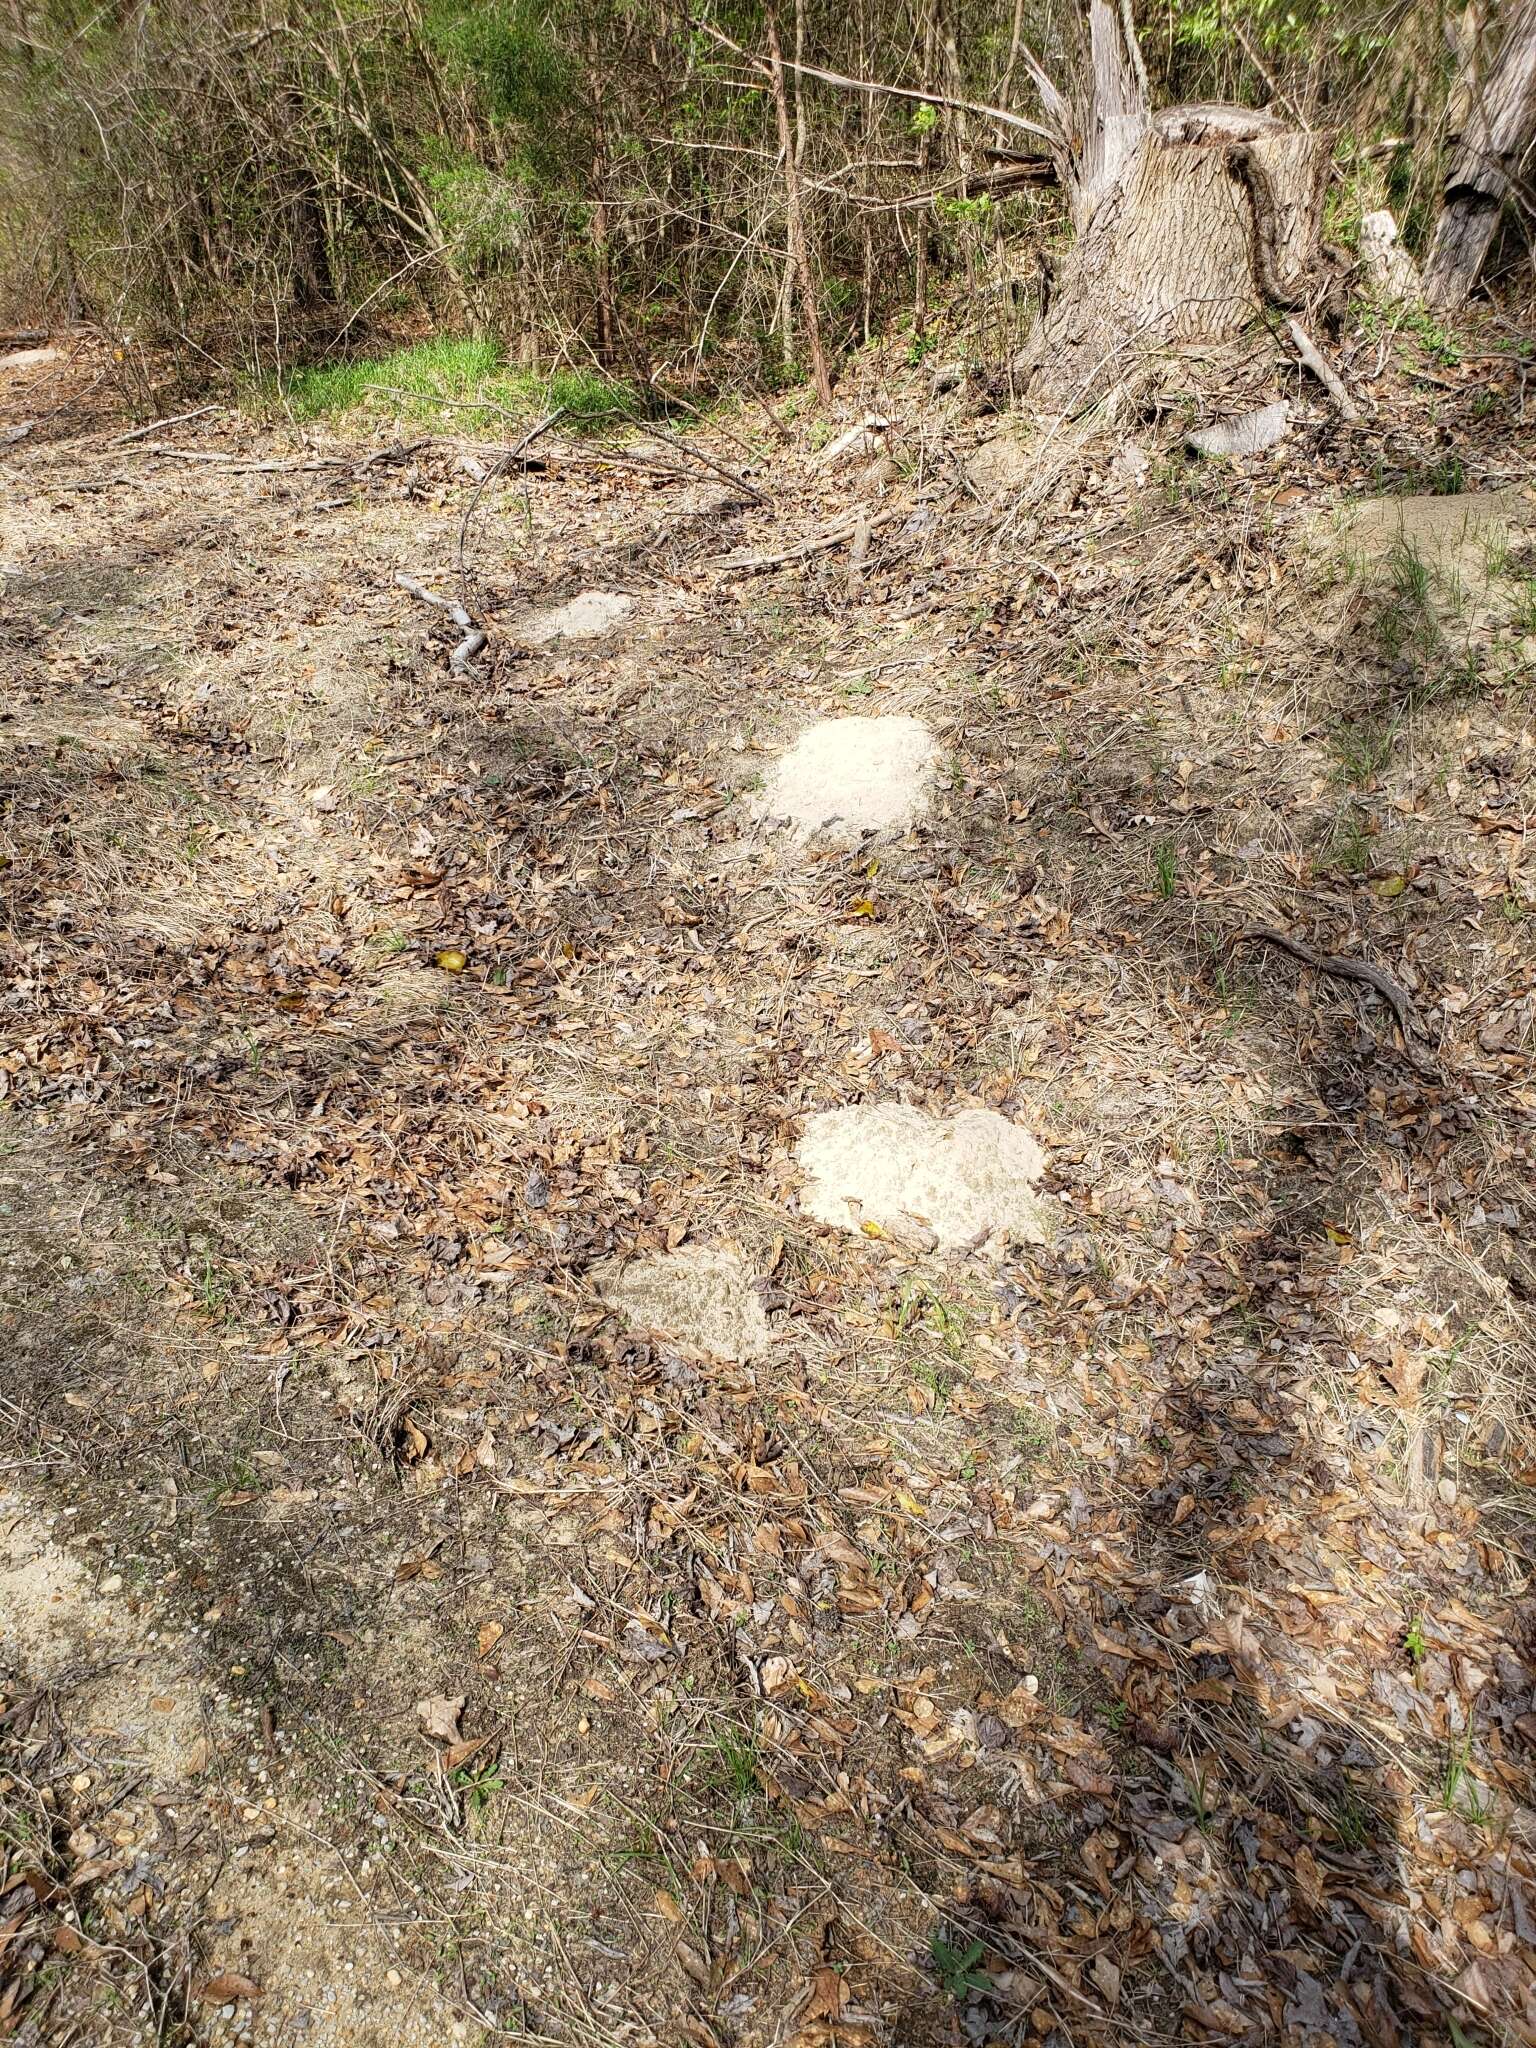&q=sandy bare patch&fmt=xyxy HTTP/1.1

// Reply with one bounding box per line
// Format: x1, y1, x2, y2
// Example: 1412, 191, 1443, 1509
198, 1860, 474, 2048
0, 346, 63, 372
0, 1498, 473, 2048
0, 1506, 205, 1781
520, 589, 633, 644
1329, 488, 1535, 636
754, 715, 941, 844
796, 1103, 1050, 1250
597, 1243, 771, 1359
